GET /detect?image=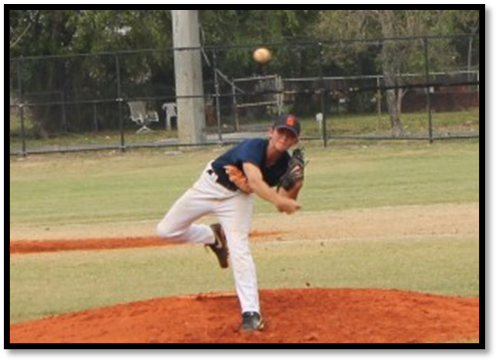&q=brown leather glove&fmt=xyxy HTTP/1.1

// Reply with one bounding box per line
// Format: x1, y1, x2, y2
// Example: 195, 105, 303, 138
278, 148, 306, 191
